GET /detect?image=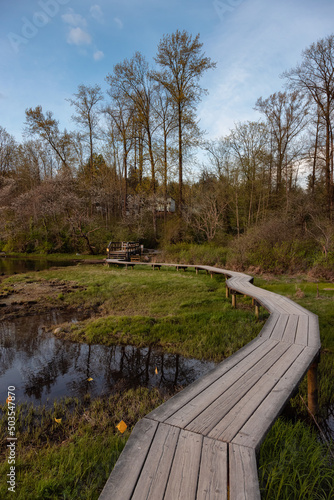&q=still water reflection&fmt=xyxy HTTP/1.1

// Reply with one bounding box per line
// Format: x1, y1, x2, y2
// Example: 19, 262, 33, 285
0, 312, 216, 407
0, 257, 74, 275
